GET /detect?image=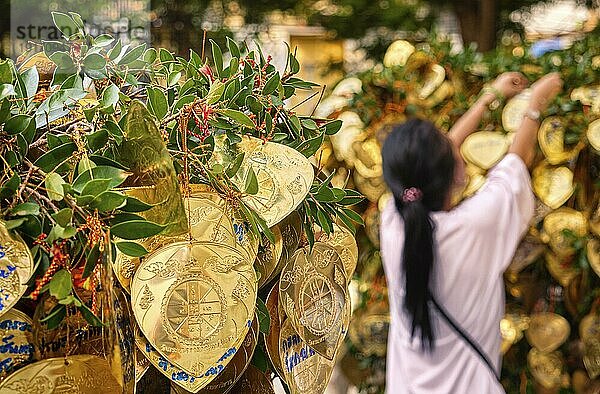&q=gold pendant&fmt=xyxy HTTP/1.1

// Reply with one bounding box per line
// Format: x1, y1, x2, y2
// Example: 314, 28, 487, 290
545, 252, 580, 287
527, 348, 564, 389
532, 163, 575, 210
587, 238, 600, 278
538, 117, 583, 165
255, 226, 283, 289
0, 309, 36, 379
211, 135, 314, 227
278, 319, 334, 394
0, 222, 34, 318
460, 131, 510, 170
230, 364, 275, 394
279, 244, 349, 360
383, 40, 415, 68
526, 313, 570, 353
0, 355, 122, 393
541, 208, 587, 256
329, 111, 363, 166
348, 303, 390, 357
264, 284, 284, 379
353, 172, 386, 202
316, 223, 359, 282
587, 118, 600, 151
352, 136, 382, 179
500, 312, 529, 355
270, 211, 303, 285
131, 241, 257, 378
503, 89, 531, 133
